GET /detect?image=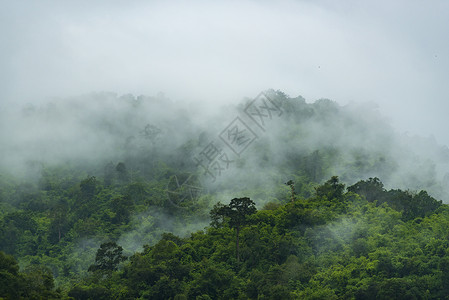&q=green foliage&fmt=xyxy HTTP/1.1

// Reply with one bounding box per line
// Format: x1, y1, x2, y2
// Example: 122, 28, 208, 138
348, 178, 442, 221
315, 176, 345, 201
88, 242, 127, 273
210, 197, 257, 263
0, 251, 60, 299
2, 92, 449, 298
211, 197, 257, 230
0, 251, 21, 299
2, 159, 449, 299
2, 165, 449, 299
347, 177, 384, 202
